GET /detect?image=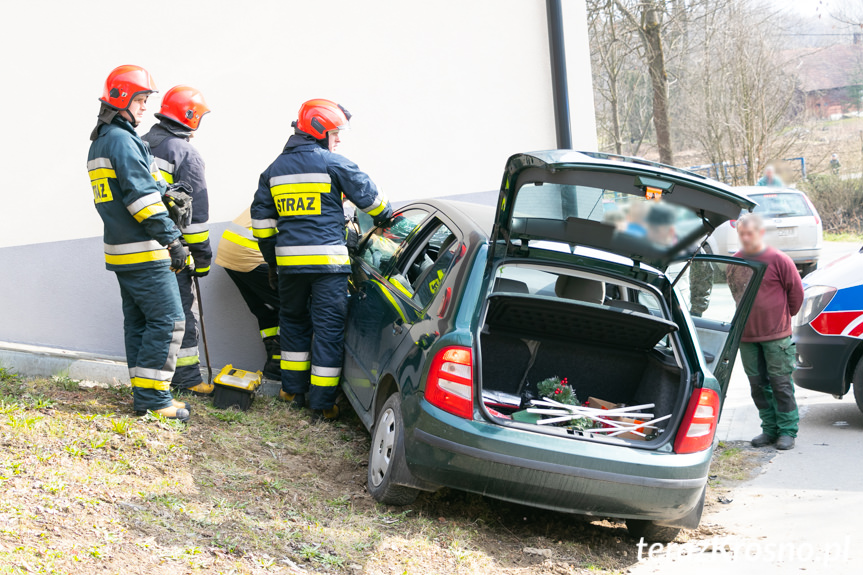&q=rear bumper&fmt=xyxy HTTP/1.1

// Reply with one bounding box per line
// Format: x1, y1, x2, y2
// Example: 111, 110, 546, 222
407, 401, 709, 526
782, 247, 821, 265
794, 323, 857, 395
